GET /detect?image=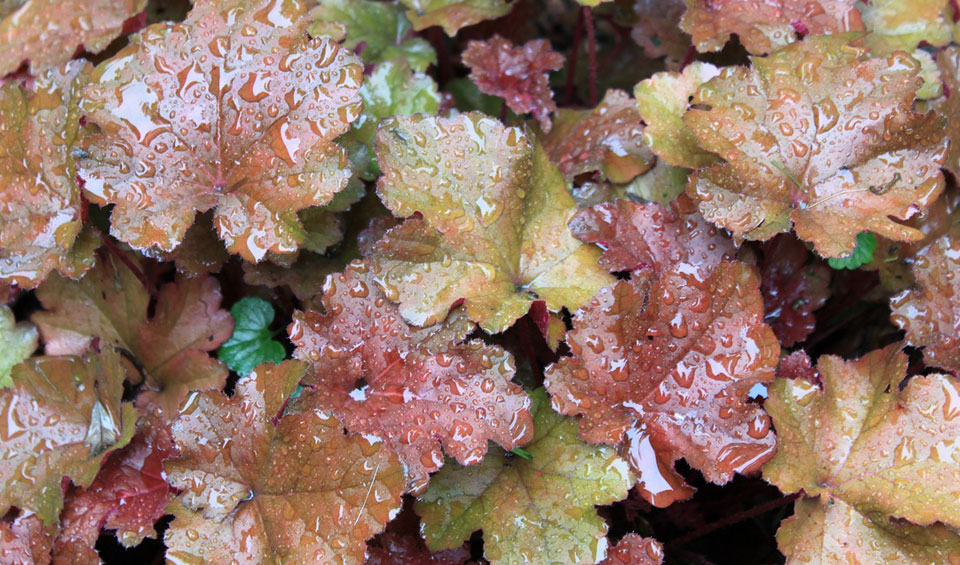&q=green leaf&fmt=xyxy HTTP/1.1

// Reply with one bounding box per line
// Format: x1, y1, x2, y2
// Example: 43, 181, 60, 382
415, 389, 633, 563
309, 0, 436, 72
0, 304, 37, 388
827, 233, 877, 270
217, 297, 286, 376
